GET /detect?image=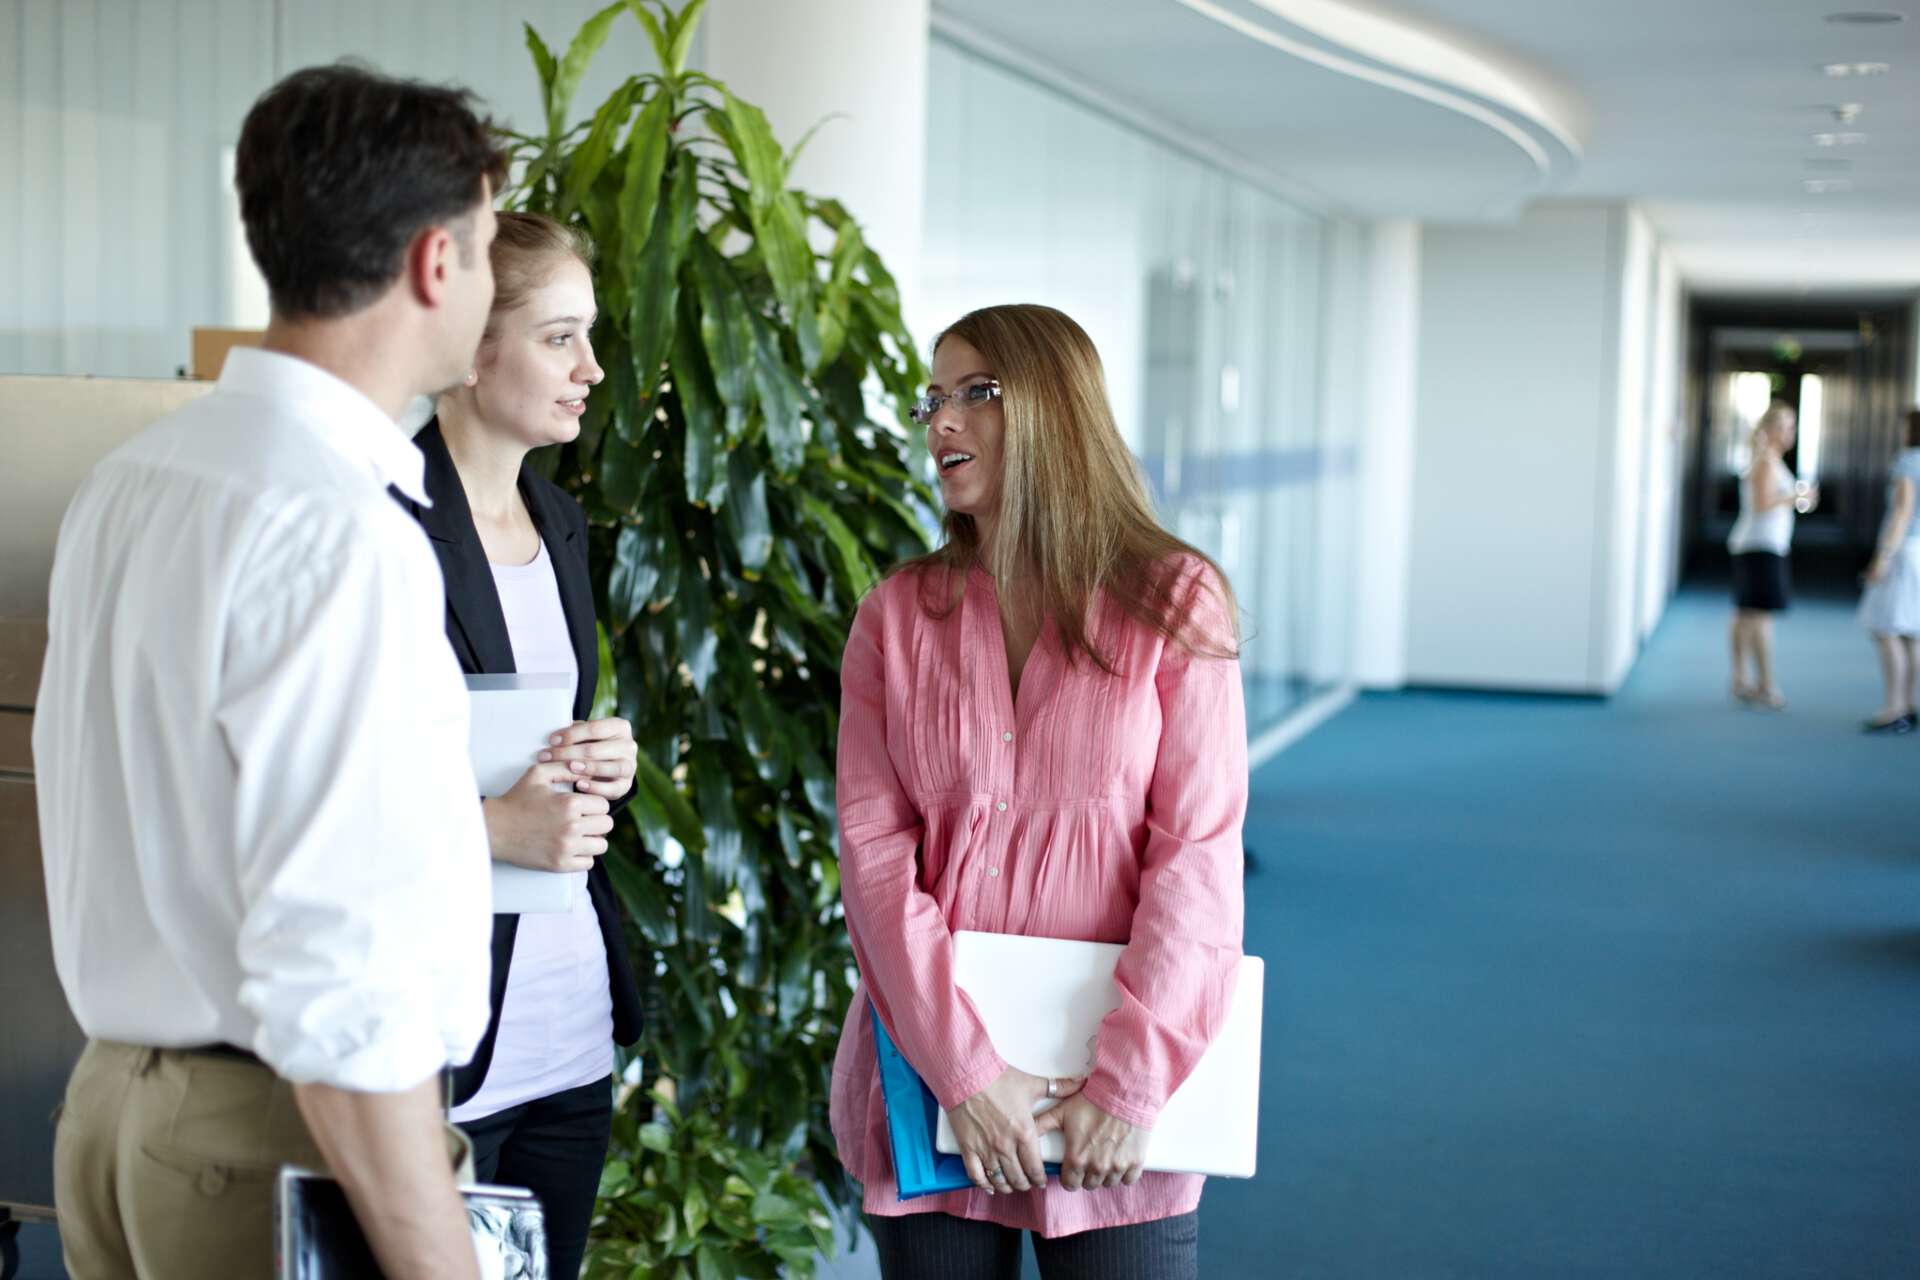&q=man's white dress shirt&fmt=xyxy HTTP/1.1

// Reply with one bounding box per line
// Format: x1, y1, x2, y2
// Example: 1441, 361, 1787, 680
34, 348, 493, 1092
